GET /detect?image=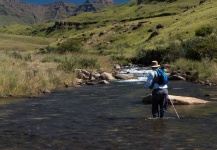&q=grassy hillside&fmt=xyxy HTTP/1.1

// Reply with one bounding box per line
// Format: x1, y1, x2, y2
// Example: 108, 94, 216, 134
1, 0, 216, 61
1, 0, 214, 53
0, 33, 55, 51
0, 0, 216, 98
0, 0, 216, 59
